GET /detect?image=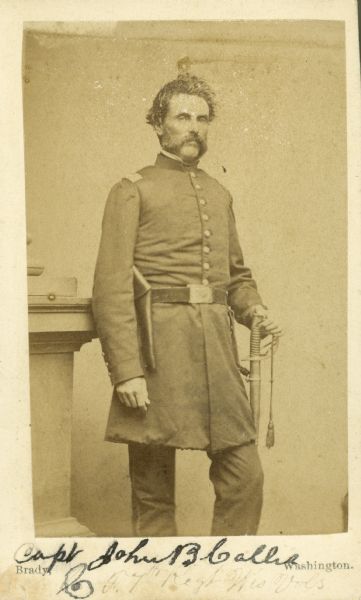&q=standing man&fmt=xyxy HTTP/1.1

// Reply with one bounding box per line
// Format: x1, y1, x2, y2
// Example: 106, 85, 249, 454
92, 73, 282, 537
